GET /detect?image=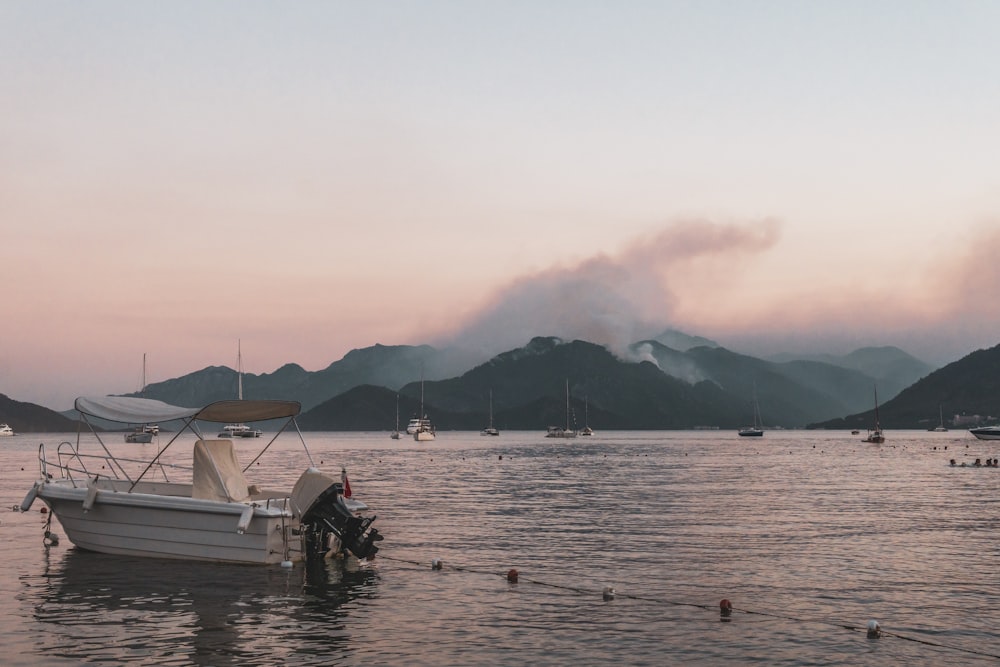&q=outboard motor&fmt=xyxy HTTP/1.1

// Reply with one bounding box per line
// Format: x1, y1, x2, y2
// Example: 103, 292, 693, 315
291, 469, 383, 560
